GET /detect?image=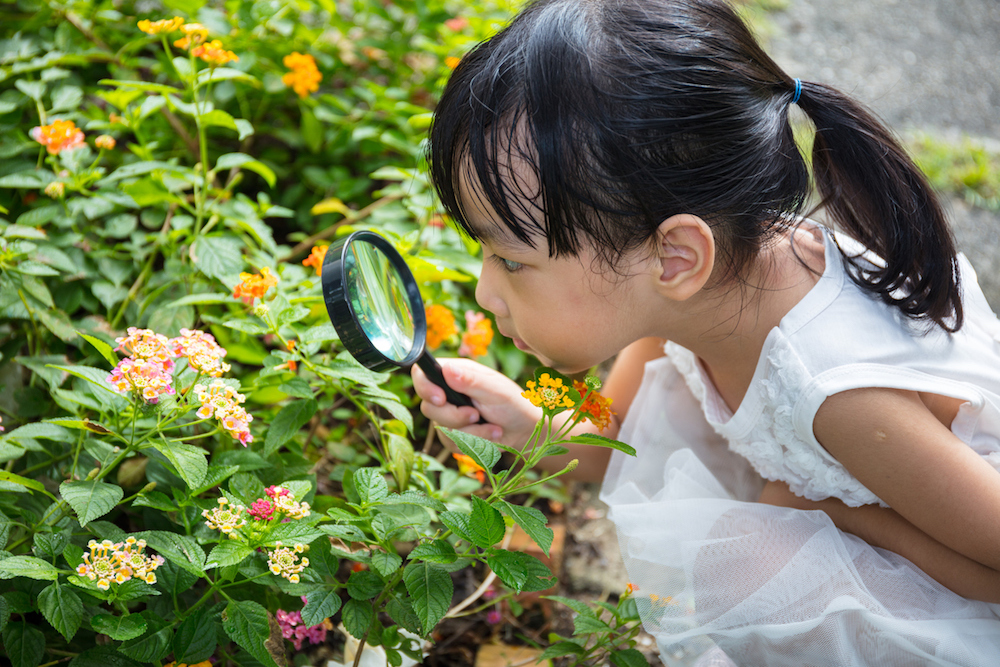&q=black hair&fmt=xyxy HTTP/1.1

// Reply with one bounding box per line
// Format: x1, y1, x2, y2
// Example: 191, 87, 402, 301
429, 0, 963, 332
